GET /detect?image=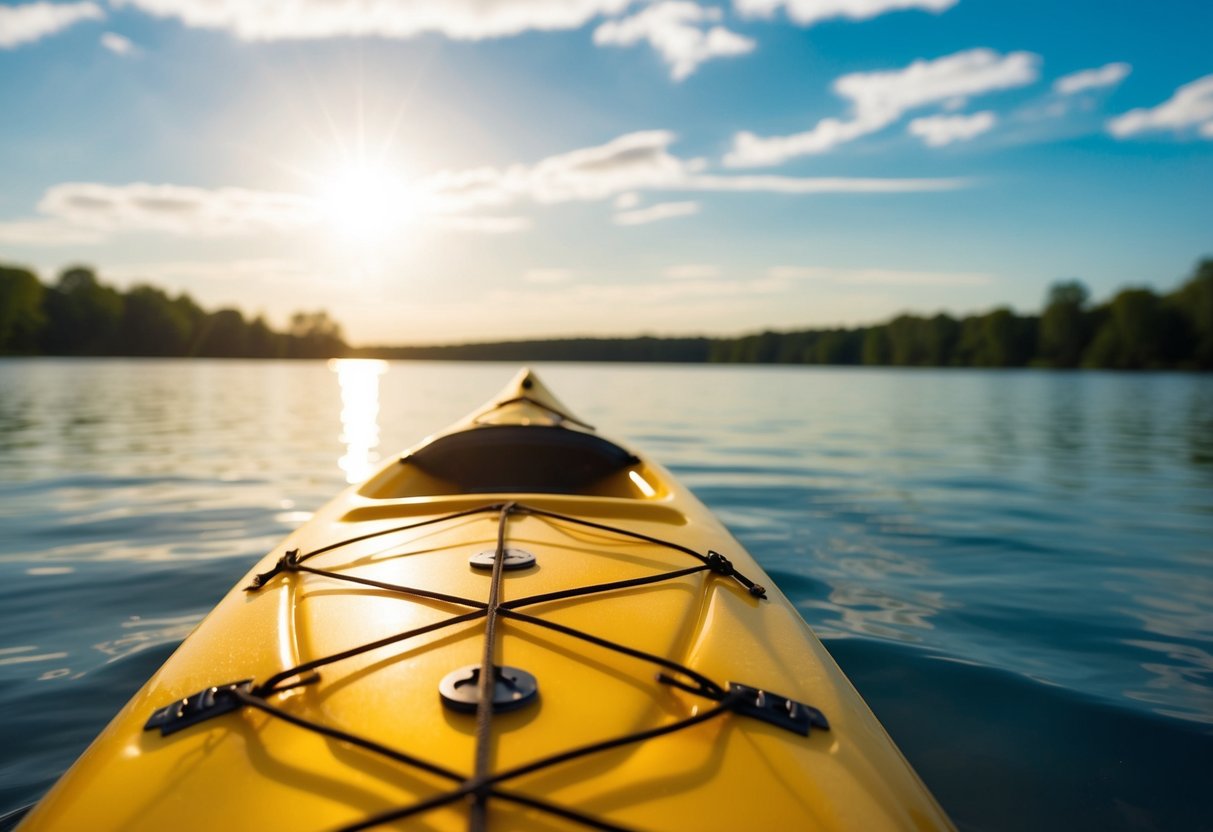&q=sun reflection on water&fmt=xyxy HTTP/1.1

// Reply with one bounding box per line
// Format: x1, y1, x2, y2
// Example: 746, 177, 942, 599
329, 359, 388, 484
